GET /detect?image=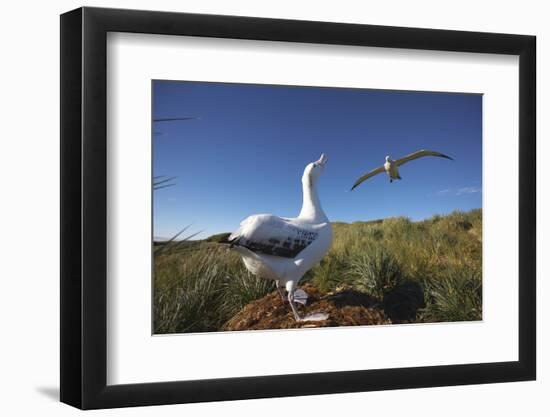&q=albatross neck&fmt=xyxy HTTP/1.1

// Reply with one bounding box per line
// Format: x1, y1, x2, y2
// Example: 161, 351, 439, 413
298, 178, 328, 223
